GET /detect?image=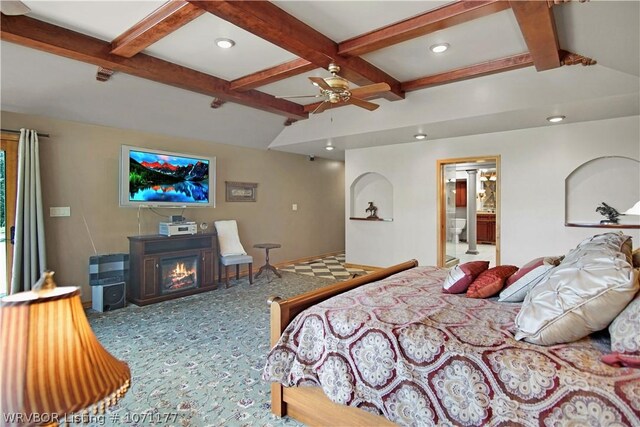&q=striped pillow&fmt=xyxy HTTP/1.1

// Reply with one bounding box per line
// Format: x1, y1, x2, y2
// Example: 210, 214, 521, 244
442, 261, 489, 294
